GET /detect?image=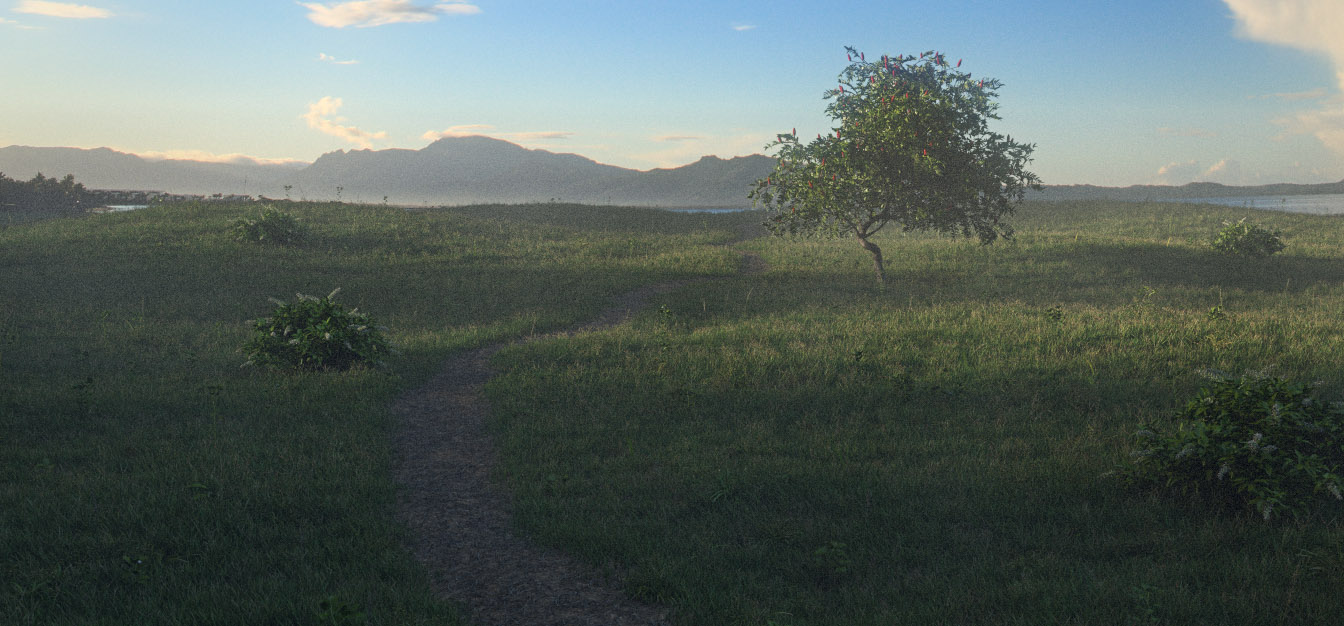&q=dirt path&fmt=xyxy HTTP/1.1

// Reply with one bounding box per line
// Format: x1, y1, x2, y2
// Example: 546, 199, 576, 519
391, 245, 766, 626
